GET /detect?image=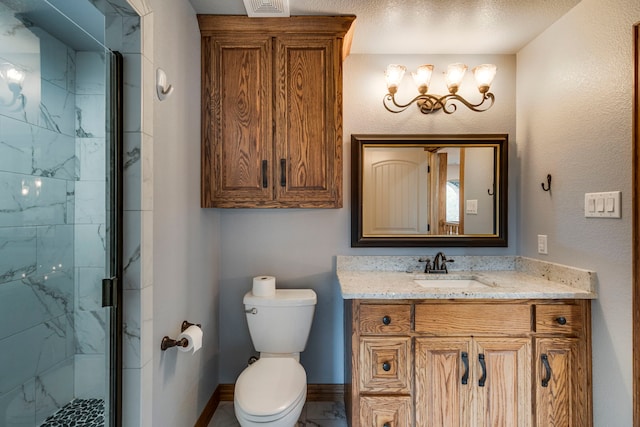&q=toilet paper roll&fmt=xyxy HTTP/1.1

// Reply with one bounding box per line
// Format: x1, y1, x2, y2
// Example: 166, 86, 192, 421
177, 325, 203, 353
253, 276, 276, 297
